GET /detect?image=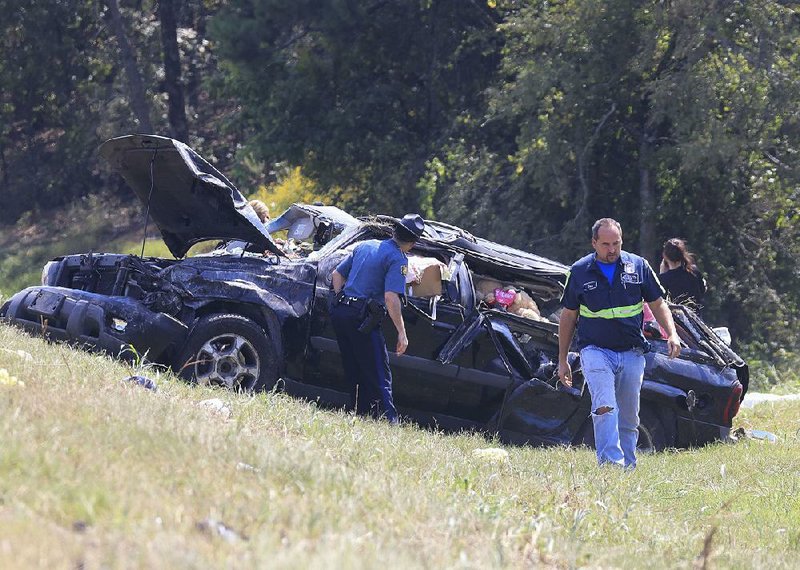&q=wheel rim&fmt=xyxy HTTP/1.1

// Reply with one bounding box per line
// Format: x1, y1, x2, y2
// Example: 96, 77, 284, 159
191, 333, 260, 391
